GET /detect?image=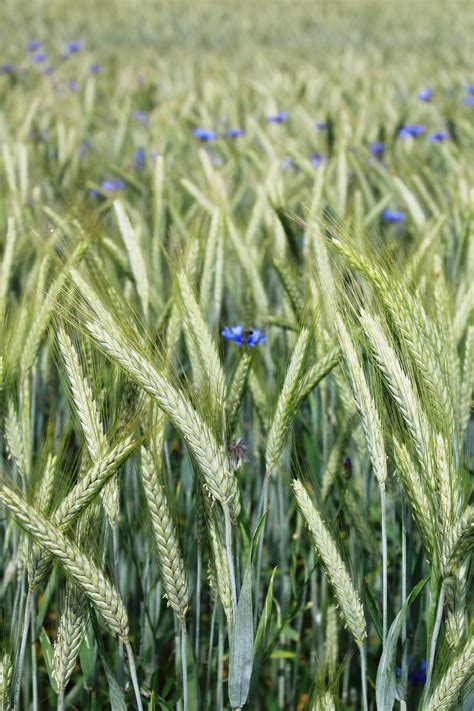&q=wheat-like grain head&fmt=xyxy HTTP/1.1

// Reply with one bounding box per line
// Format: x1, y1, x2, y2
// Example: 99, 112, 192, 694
292, 479, 366, 648
335, 315, 387, 487
424, 633, 474, 710
0, 484, 129, 641
141, 447, 188, 622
